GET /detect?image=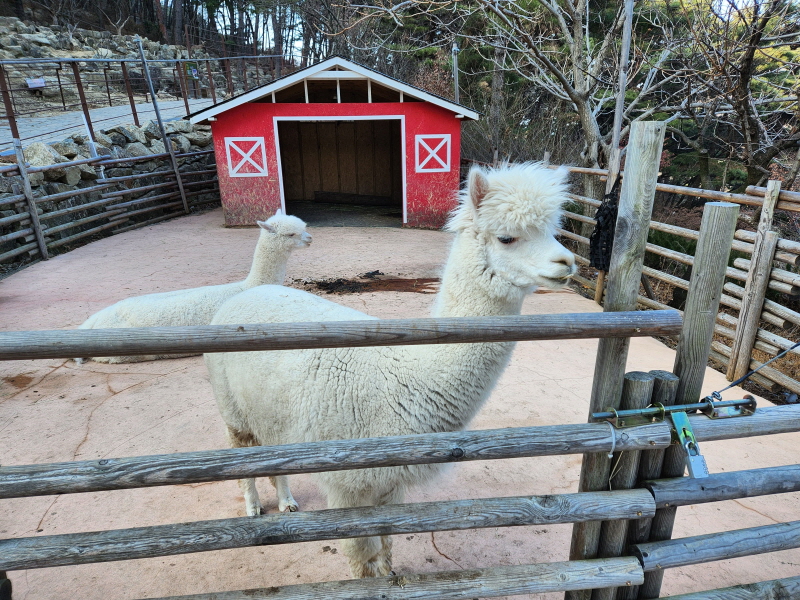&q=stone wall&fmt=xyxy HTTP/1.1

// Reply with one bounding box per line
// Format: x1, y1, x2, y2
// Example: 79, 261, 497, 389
0, 119, 219, 273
